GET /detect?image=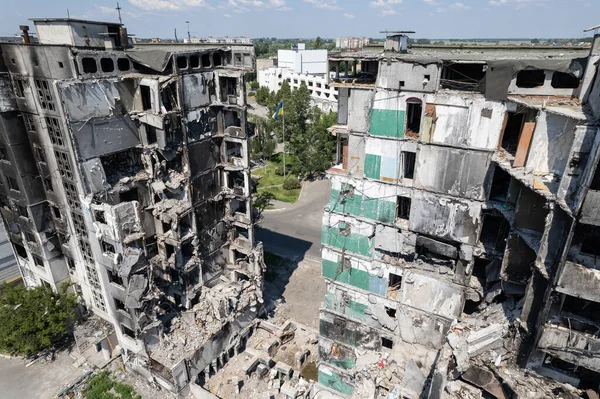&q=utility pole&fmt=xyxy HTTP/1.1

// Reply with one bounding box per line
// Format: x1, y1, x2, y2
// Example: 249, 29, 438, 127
174, 28, 179, 43
186, 21, 191, 43
116, 2, 123, 24
283, 109, 286, 177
